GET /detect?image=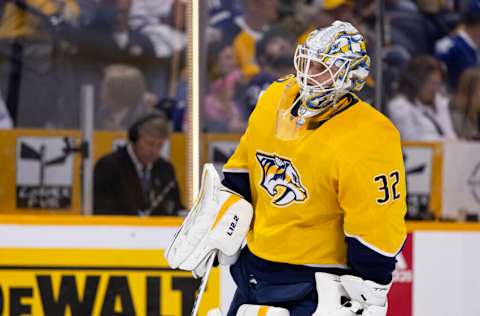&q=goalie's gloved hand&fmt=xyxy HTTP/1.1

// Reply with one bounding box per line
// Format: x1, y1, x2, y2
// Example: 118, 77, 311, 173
192, 250, 242, 279
165, 164, 253, 278
312, 273, 391, 316
340, 275, 391, 316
